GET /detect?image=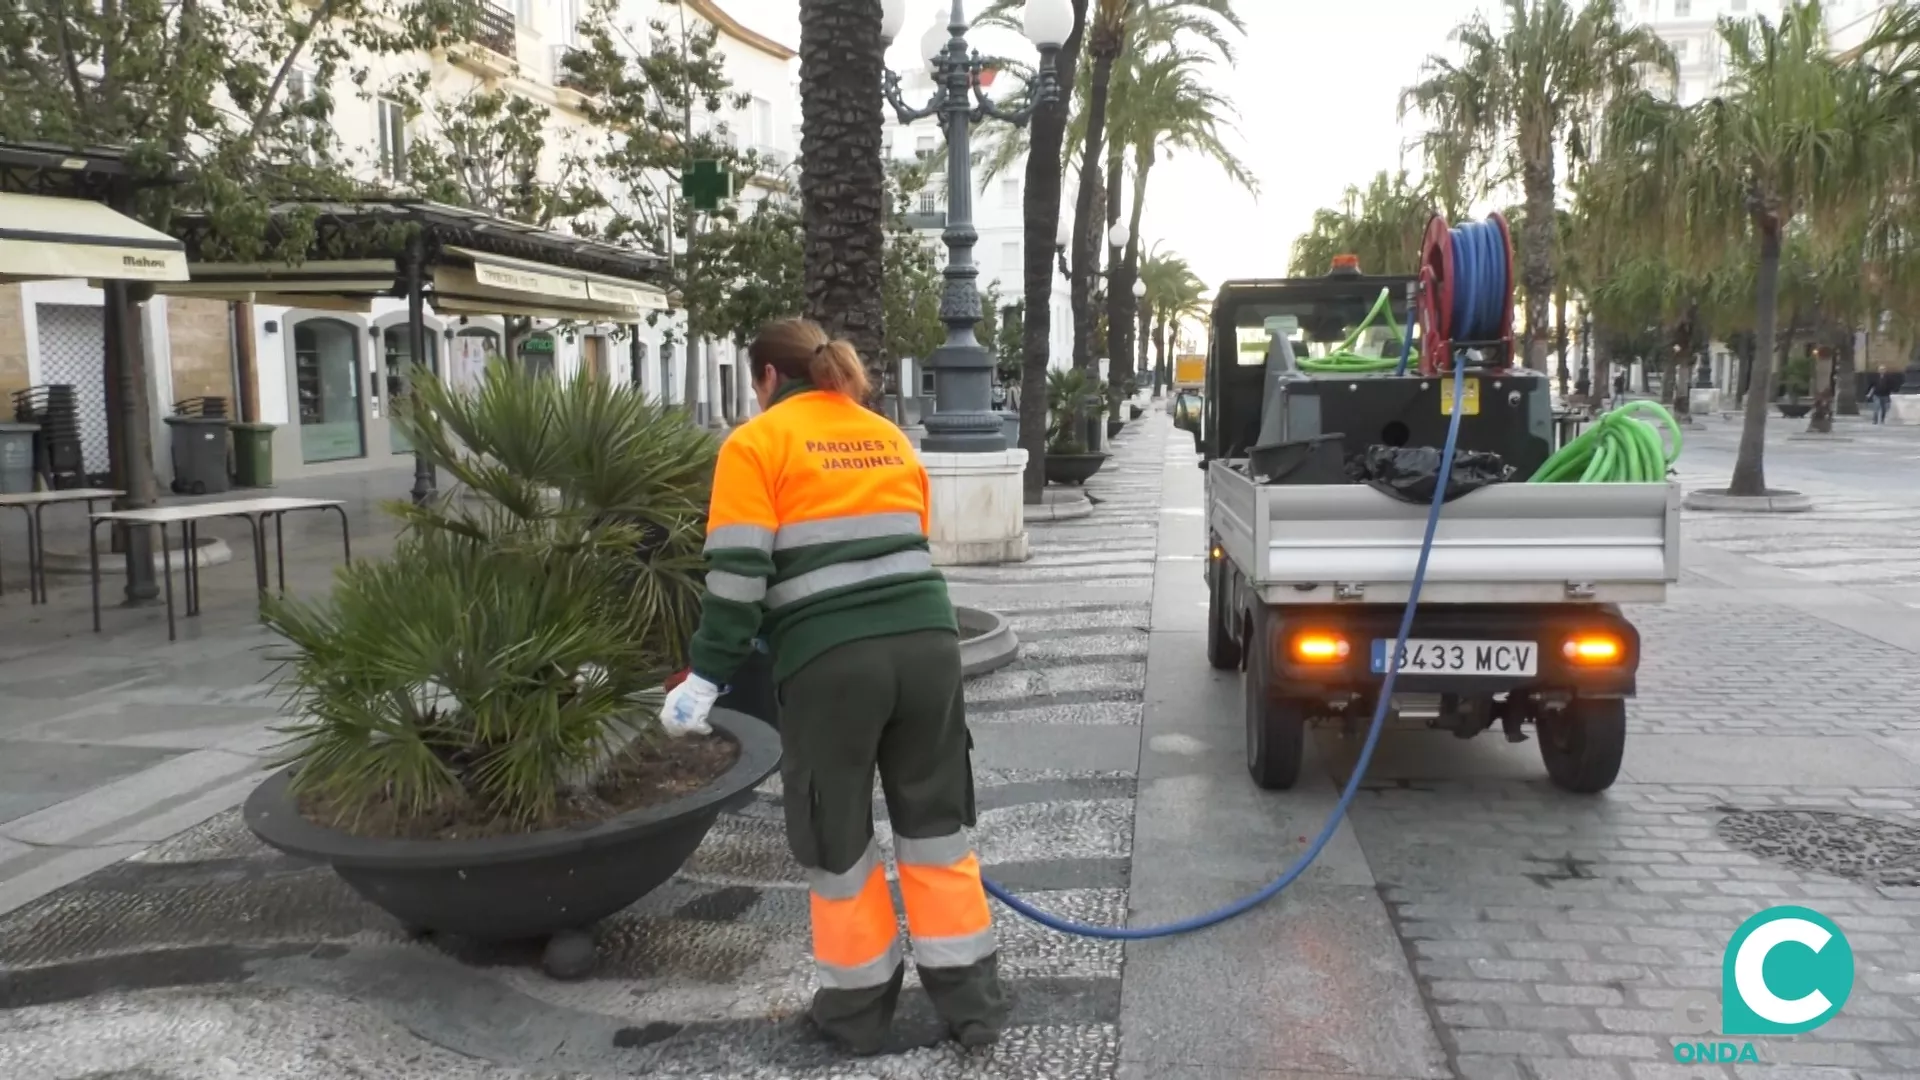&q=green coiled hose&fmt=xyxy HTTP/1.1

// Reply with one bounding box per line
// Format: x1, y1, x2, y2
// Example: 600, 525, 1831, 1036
1530, 399, 1682, 483
1295, 287, 1405, 374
